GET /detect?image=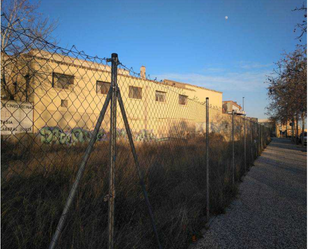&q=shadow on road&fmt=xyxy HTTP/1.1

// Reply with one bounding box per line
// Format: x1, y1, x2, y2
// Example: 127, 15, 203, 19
270, 138, 307, 153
